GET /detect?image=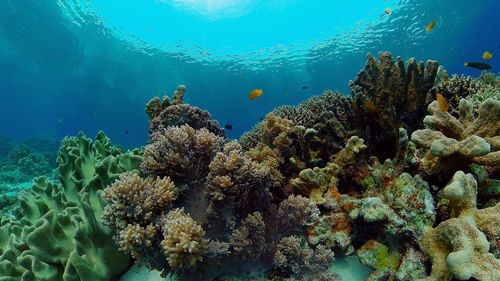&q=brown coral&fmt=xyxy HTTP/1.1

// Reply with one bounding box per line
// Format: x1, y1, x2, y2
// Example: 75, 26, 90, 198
142, 125, 224, 183
277, 195, 320, 236
350, 51, 440, 159
160, 208, 207, 268
230, 212, 266, 260
102, 172, 177, 258
274, 235, 337, 280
